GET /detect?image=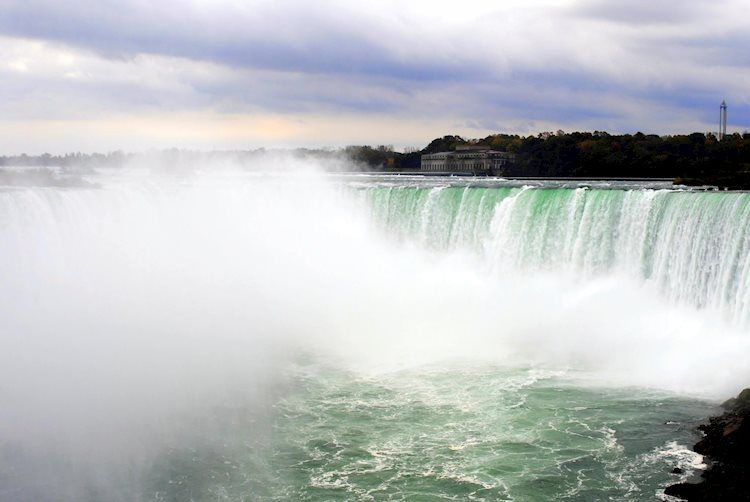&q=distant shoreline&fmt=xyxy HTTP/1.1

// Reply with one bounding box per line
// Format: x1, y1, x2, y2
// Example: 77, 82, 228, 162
3, 130, 749, 189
